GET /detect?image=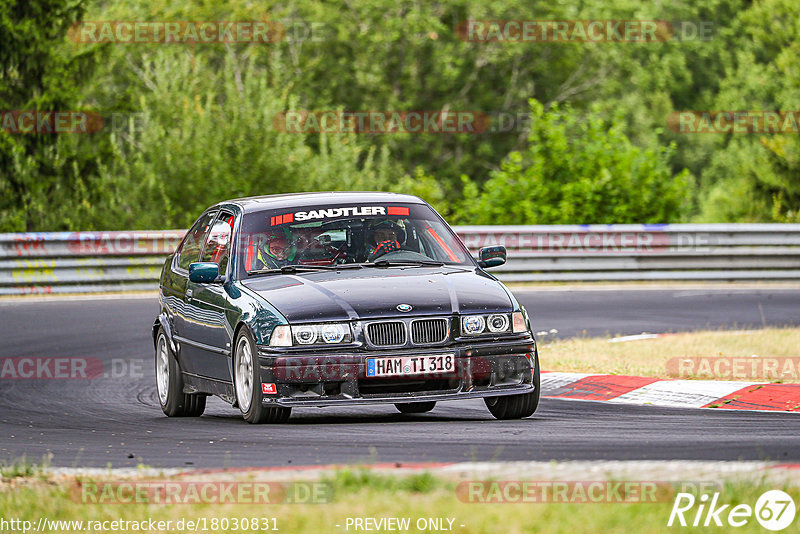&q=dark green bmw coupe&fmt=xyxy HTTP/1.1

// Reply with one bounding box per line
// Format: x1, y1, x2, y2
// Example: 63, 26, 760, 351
153, 192, 539, 423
